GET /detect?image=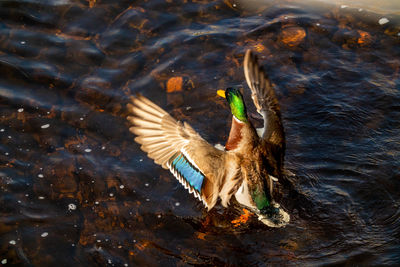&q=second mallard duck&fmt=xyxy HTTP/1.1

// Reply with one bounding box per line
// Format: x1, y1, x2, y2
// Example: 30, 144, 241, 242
127, 50, 289, 227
